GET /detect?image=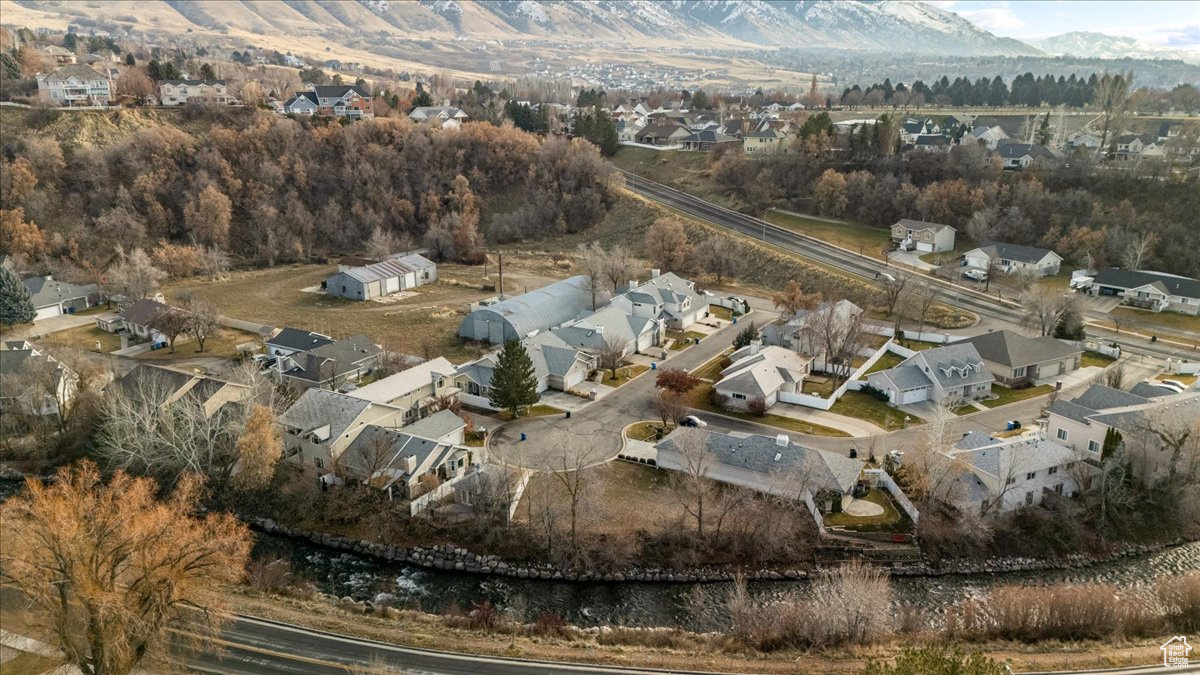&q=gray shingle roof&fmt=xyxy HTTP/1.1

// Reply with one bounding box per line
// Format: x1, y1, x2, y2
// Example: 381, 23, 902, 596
23, 276, 99, 309
402, 409, 466, 441
1047, 399, 1099, 424
894, 218, 955, 234
268, 328, 334, 352
1129, 382, 1176, 398
1072, 384, 1148, 411
278, 388, 372, 439
959, 330, 1080, 368
879, 364, 933, 390
119, 299, 171, 327
1091, 269, 1200, 300
973, 241, 1060, 265
909, 343, 994, 389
